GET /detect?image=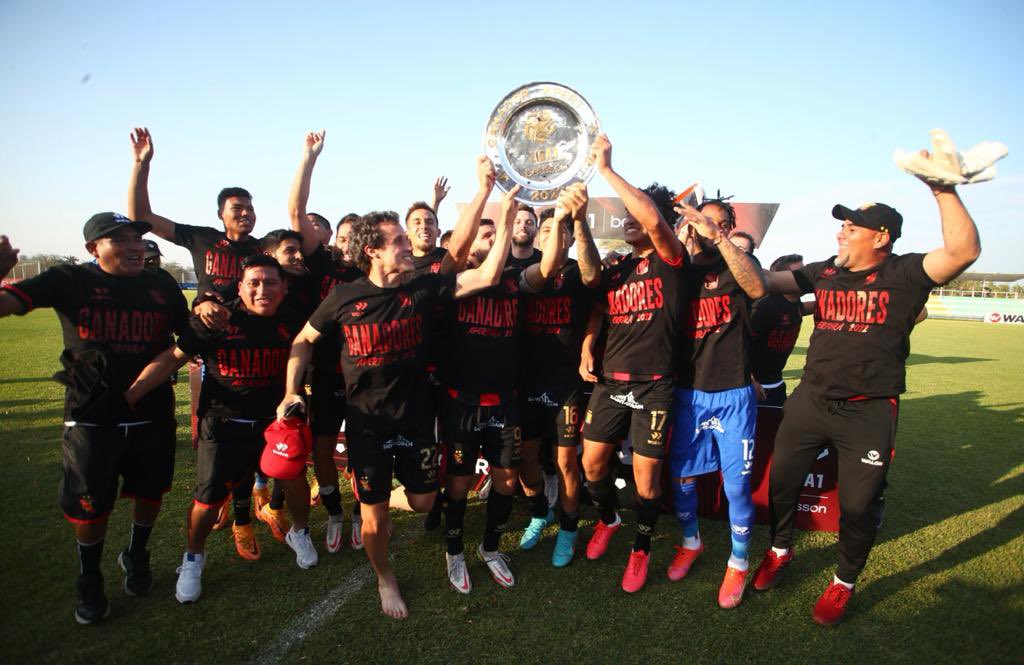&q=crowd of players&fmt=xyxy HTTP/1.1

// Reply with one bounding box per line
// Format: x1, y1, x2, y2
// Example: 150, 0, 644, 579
0, 128, 980, 626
